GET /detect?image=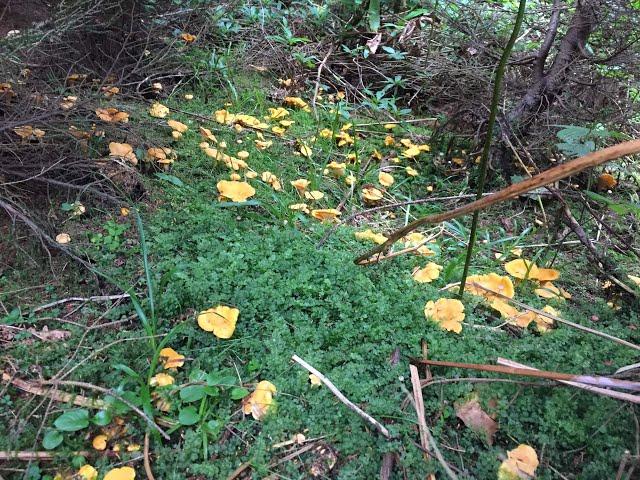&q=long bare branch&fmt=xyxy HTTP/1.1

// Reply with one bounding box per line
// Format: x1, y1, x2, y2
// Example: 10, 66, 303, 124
355, 139, 640, 265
